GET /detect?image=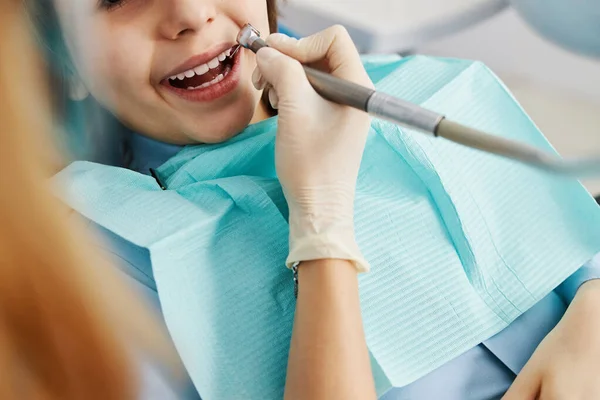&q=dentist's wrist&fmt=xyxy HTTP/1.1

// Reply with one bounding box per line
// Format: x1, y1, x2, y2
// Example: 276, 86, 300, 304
286, 208, 369, 273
